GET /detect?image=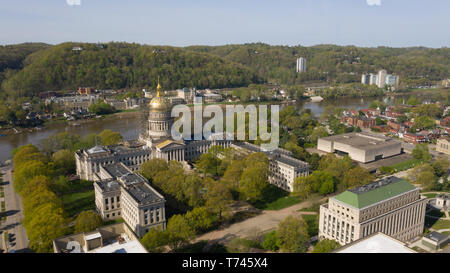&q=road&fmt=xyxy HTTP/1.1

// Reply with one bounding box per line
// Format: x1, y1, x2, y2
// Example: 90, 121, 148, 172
193, 196, 325, 246
0, 165, 29, 252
